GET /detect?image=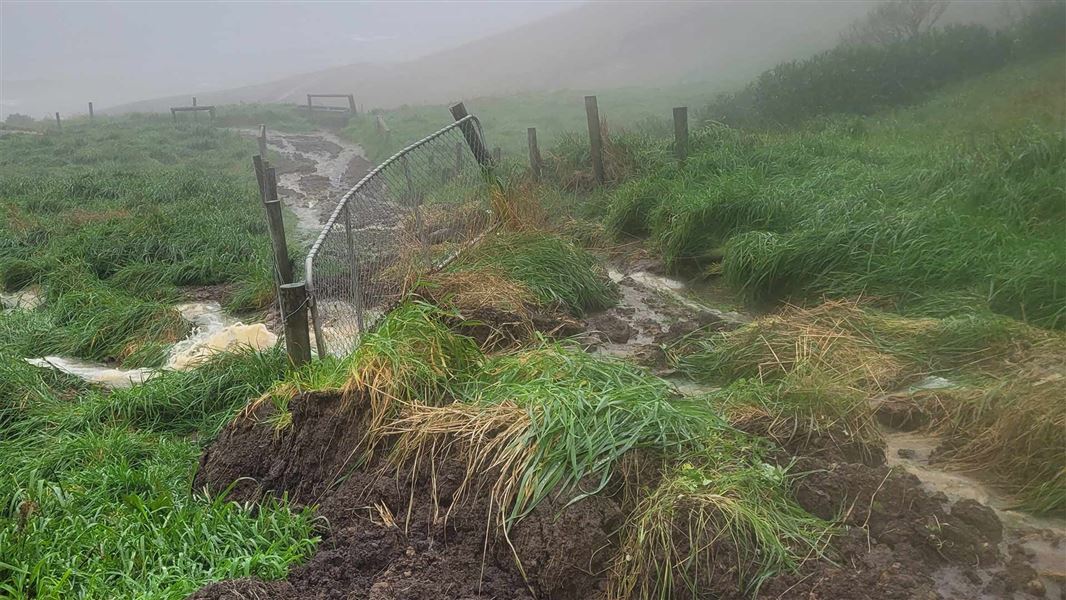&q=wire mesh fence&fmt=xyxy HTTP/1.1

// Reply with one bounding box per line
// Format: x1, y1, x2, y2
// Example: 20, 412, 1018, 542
304, 116, 494, 356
